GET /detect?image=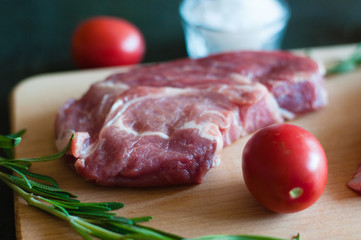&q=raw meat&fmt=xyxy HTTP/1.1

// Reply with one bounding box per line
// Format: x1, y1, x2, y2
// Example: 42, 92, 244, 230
55, 81, 282, 187
55, 50, 327, 187
106, 51, 327, 117
347, 164, 361, 194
